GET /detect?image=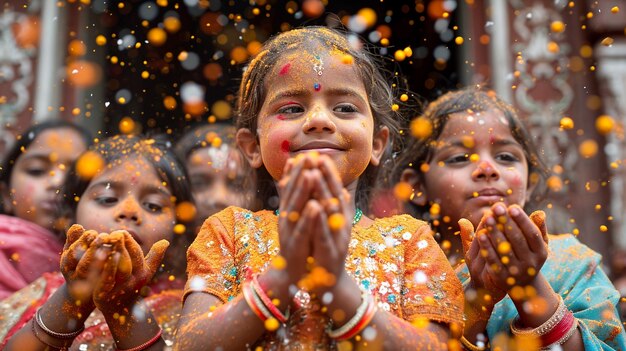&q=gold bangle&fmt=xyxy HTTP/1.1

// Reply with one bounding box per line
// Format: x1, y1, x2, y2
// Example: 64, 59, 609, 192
460, 335, 487, 351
